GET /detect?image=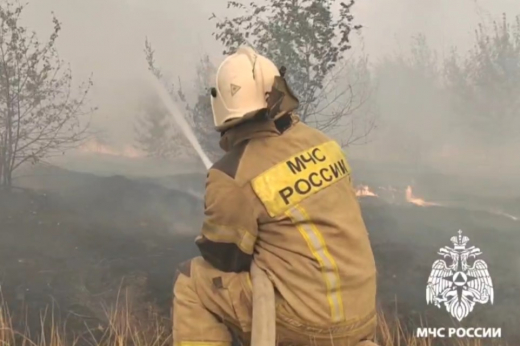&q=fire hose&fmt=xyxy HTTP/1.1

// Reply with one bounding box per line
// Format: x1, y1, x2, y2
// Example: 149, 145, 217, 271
250, 261, 276, 346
